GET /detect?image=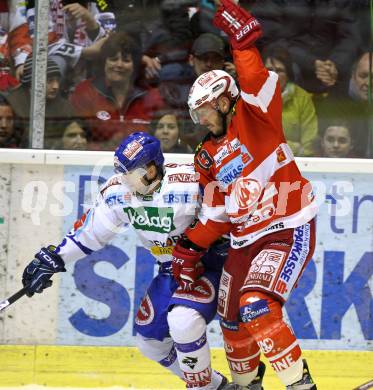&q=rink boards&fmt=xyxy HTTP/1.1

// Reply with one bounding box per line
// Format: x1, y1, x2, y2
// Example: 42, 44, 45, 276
0, 345, 372, 389
0, 151, 372, 388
